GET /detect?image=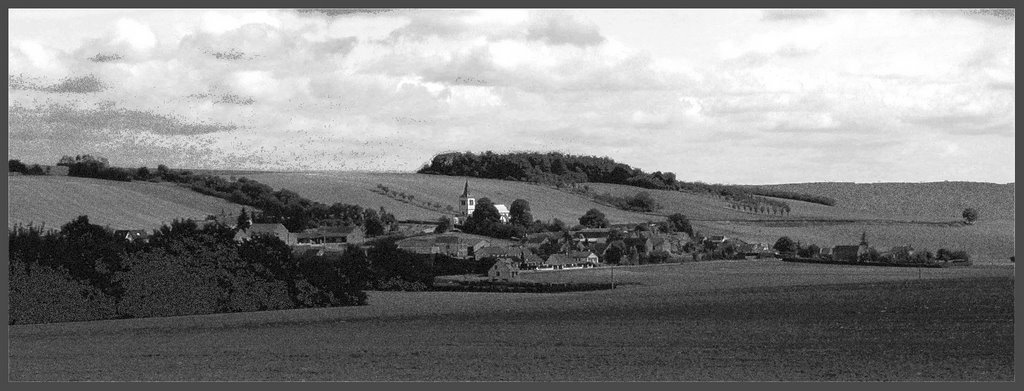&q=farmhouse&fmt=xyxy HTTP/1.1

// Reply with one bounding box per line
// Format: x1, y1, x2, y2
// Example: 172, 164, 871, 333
396, 233, 495, 259
113, 229, 150, 243
487, 259, 520, 281
832, 233, 872, 262
569, 251, 600, 265
233, 223, 295, 245
573, 228, 611, 244
544, 253, 583, 270
295, 225, 364, 247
